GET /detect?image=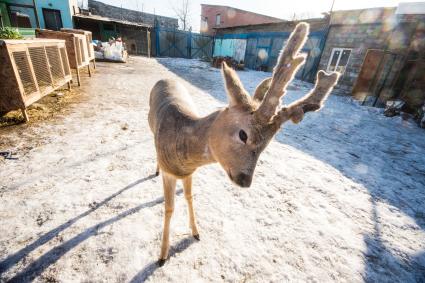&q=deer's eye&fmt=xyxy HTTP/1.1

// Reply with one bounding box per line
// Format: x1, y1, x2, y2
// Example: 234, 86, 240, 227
239, 130, 248, 143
